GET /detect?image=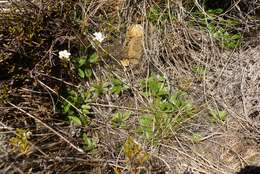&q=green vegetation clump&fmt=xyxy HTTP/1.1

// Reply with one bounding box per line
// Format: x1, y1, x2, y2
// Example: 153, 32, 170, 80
138, 75, 195, 145
74, 52, 99, 79
9, 128, 31, 155
209, 107, 227, 124
190, 5, 243, 49
208, 23, 242, 49
148, 4, 177, 26
61, 88, 91, 126
1, 0, 259, 173
122, 137, 150, 173
111, 111, 131, 129
60, 77, 129, 126
82, 133, 97, 152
